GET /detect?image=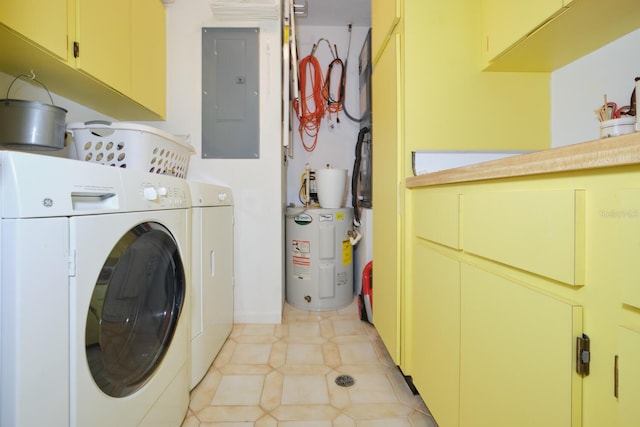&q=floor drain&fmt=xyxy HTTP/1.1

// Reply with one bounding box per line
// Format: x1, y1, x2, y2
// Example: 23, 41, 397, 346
335, 374, 355, 387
